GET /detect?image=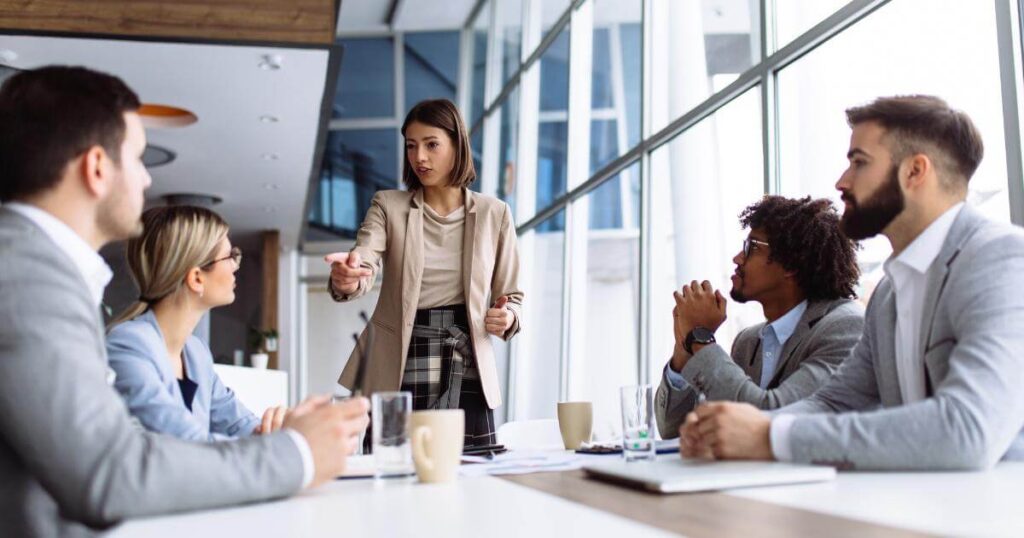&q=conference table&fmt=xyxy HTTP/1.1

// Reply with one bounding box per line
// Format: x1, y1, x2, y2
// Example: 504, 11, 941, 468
105, 455, 1024, 537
